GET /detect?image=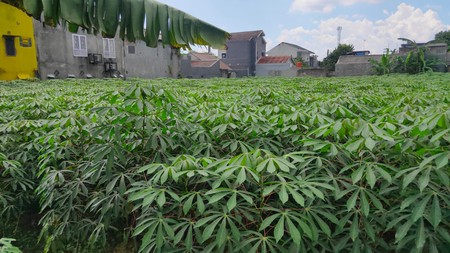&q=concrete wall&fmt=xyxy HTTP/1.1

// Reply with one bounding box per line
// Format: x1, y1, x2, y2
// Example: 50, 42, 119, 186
33, 21, 179, 79
256, 63, 294, 77
222, 36, 266, 77
223, 40, 251, 77
335, 55, 382, 76
297, 69, 332, 77
123, 41, 179, 78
